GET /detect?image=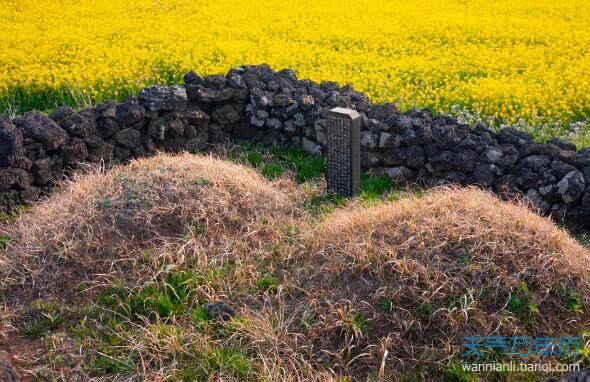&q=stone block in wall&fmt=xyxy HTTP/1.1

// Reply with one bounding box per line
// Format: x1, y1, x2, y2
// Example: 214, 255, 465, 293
96, 117, 120, 139
14, 111, 69, 151
0, 115, 24, 168
211, 104, 243, 131
48, 105, 75, 124
59, 138, 88, 165
114, 128, 142, 149
116, 97, 145, 127
182, 104, 210, 130
60, 112, 97, 138
0, 168, 32, 191
139, 85, 187, 112
32, 157, 54, 185
84, 136, 113, 163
